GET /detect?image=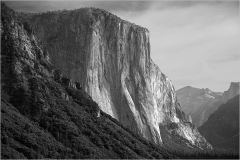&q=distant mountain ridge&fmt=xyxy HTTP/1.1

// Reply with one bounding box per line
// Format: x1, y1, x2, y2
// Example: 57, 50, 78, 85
176, 87, 222, 127
176, 82, 239, 127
